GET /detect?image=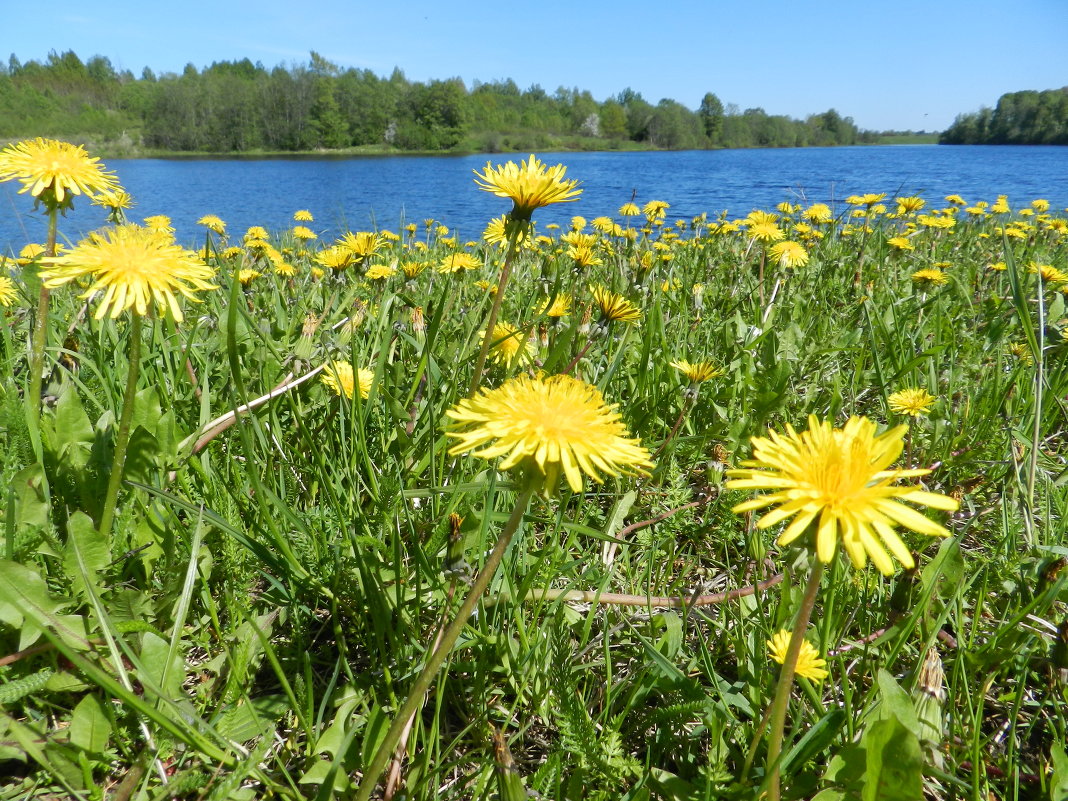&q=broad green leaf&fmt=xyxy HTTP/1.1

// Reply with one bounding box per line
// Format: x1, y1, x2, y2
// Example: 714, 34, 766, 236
783, 707, 846, 773
139, 631, 185, 701
12, 464, 50, 532
51, 386, 94, 467
861, 716, 923, 801
873, 669, 921, 738
1051, 743, 1068, 801
0, 560, 87, 651
63, 512, 110, 602
69, 694, 111, 754
299, 758, 352, 792
651, 612, 683, 660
